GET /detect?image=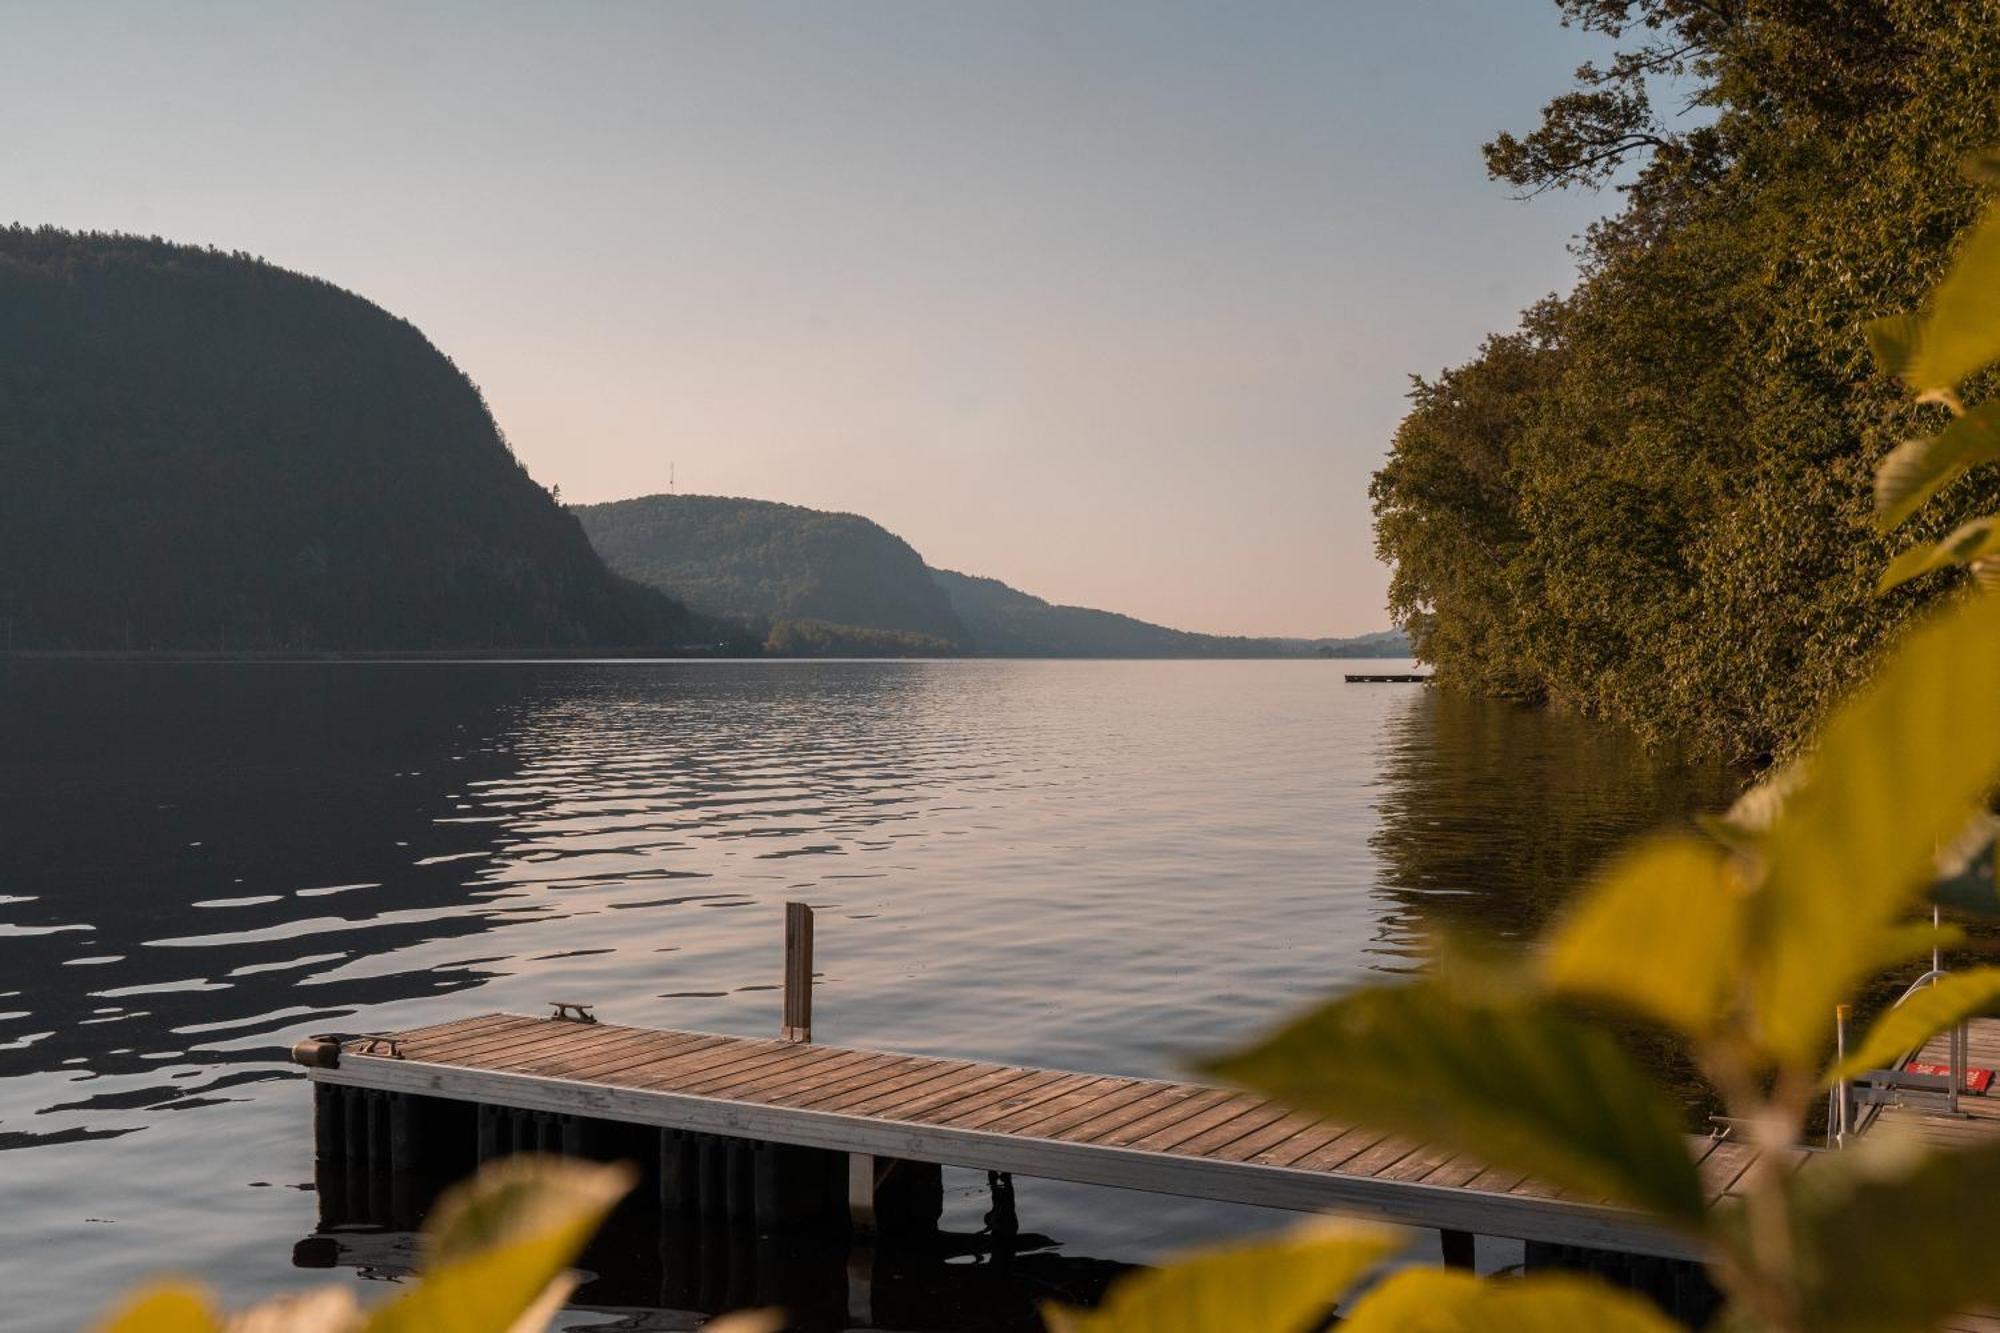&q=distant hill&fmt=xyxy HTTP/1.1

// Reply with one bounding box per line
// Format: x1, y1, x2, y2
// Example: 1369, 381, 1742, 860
931, 569, 1406, 658
572, 494, 967, 644
573, 492, 1402, 658
0, 228, 697, 653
